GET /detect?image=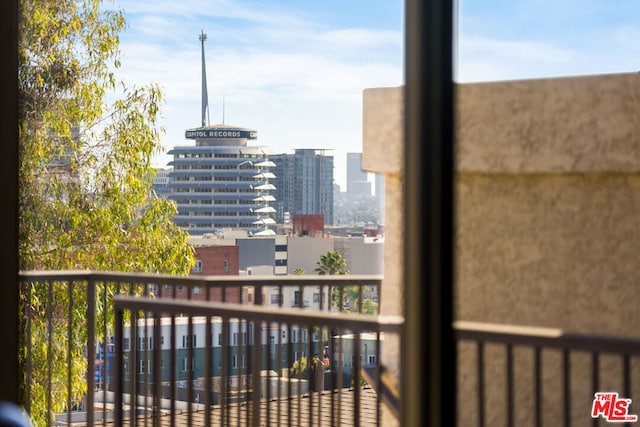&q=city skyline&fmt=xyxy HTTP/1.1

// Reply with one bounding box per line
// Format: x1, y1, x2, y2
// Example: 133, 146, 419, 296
111, 1, 640, 188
